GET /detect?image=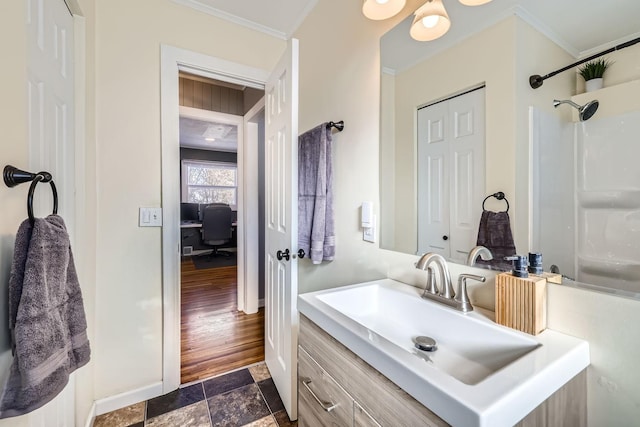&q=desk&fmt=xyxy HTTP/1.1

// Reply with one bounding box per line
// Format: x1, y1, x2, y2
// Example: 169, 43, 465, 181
180, 221, 237, 256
